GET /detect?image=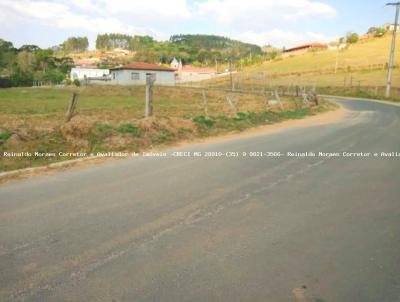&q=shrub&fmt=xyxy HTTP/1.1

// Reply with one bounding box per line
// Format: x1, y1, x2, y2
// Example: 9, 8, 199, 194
234, 112, 248, 121
0, 130, 12, 143
193, 115, 214, 128
96, 124, 113, 134
346, 32, 359, 44
116, 123, 141, 137
374, 28, 387, 37
73, 79, 81, 87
